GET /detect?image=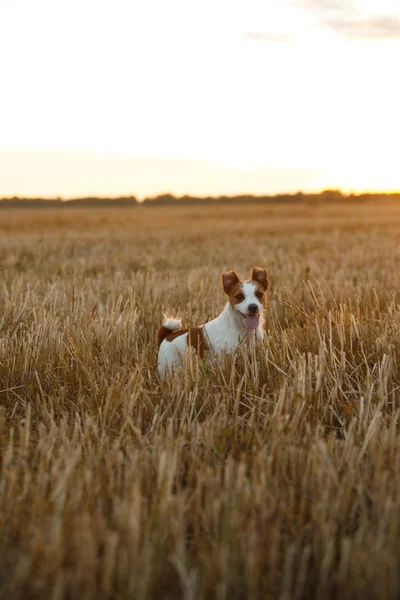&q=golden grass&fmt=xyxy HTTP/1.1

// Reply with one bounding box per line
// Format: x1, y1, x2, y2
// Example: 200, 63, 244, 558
1, 203, 400, 599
